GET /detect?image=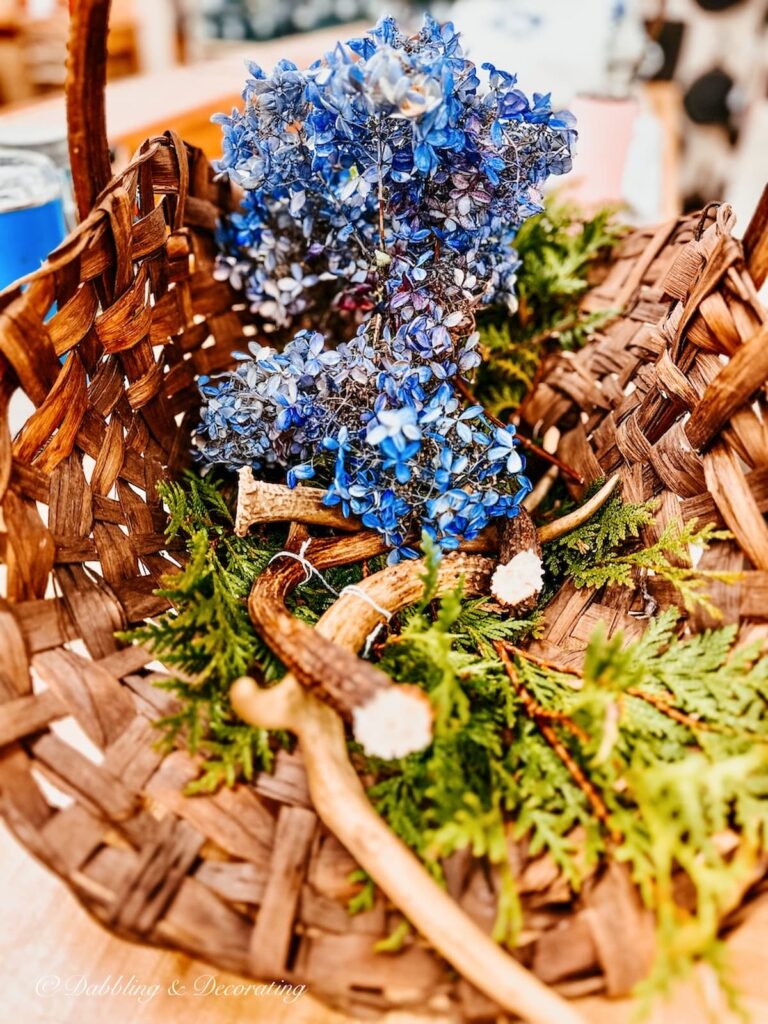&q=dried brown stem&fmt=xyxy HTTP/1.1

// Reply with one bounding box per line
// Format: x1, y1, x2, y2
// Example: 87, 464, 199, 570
495, 643, 618, 840
507, 643, 766, 742
626, 687, 713, 732
625, 687, 768, 742
505, 644, 583, 679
